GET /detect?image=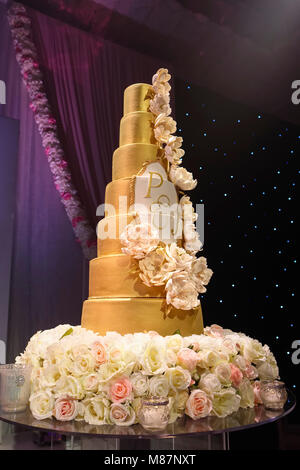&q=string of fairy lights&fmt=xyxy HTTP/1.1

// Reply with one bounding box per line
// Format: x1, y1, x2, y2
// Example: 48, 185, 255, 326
175, 80, 298, 392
